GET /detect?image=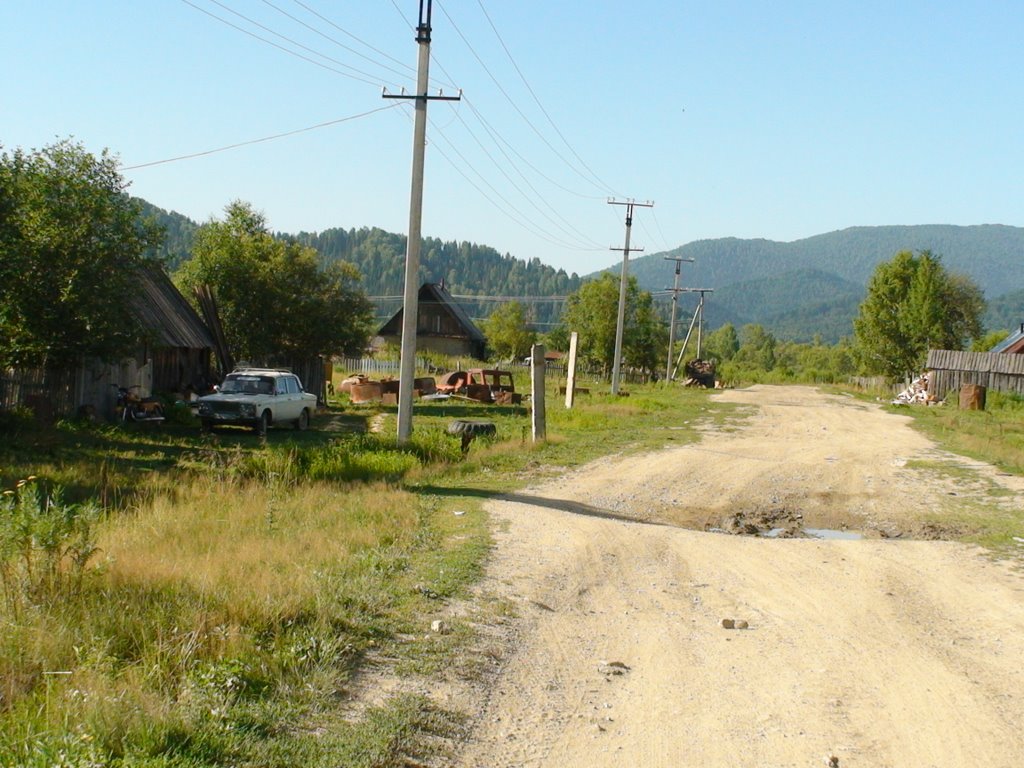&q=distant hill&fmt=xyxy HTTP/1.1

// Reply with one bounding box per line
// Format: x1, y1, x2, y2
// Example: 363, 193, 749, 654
288, 227, 583, 326
135, 201, 1023, 343
133, 201, 582, 326
135, 198, 198, 270
615, 225, 1024, 341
